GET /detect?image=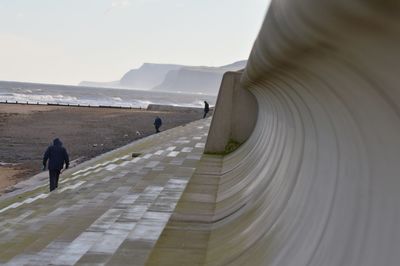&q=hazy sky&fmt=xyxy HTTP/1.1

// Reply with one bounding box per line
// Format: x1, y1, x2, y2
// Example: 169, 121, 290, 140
0, 0, 270, 85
